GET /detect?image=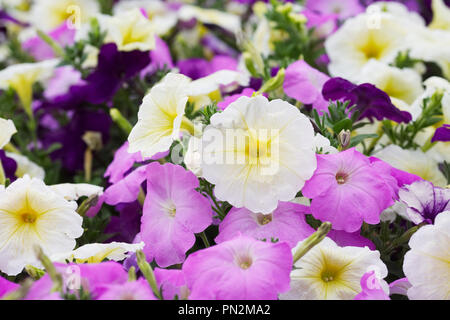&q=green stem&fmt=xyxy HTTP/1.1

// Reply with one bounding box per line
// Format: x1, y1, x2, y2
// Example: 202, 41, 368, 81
36, 30, 65, 57
136, 250, 162, 300
110, 108, 133, 135
199, 232, 210, 248
292, 222, 331, 264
